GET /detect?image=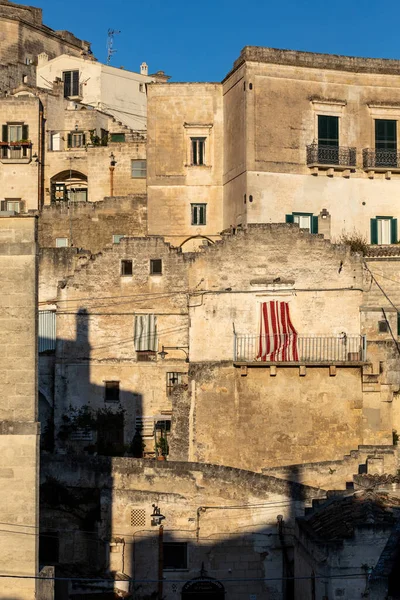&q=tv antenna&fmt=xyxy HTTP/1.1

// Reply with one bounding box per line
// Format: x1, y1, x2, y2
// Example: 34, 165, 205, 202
106, 29, 121, 65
